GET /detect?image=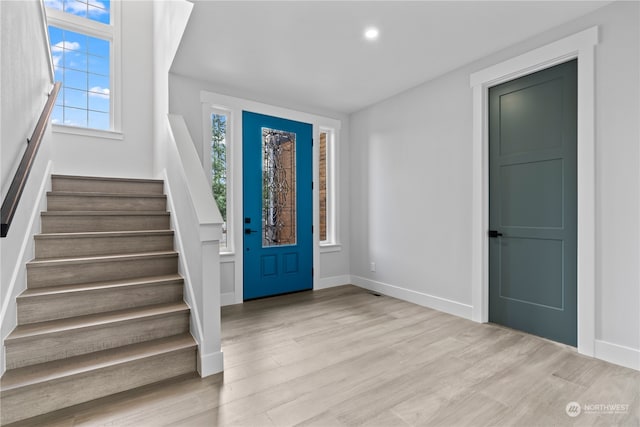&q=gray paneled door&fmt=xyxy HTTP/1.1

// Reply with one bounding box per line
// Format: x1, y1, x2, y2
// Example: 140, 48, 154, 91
488, 59, 577, 346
